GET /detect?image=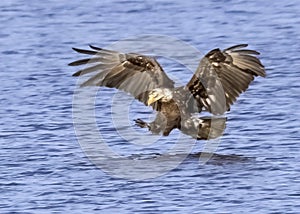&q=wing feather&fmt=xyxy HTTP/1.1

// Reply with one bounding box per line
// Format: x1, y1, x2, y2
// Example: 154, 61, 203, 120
72, 63, 116, 77
69, 45, 175, 106
186, 44, 265, 115
68, 57, 115, 66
